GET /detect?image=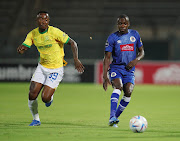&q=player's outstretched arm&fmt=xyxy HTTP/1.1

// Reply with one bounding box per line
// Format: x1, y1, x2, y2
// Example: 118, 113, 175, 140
67, 38, 85, 73
125, 45, 145, 70
103, 52, 111, 91
17, 45, 29, 54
